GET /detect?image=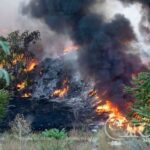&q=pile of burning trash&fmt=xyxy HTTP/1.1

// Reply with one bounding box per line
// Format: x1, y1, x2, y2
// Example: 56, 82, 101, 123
0, 31, 146, 134
0, 48, 95, 130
